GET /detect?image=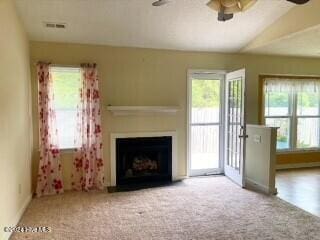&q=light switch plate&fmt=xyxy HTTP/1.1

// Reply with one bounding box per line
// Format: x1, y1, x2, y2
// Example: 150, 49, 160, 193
254, 135, 261, 143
